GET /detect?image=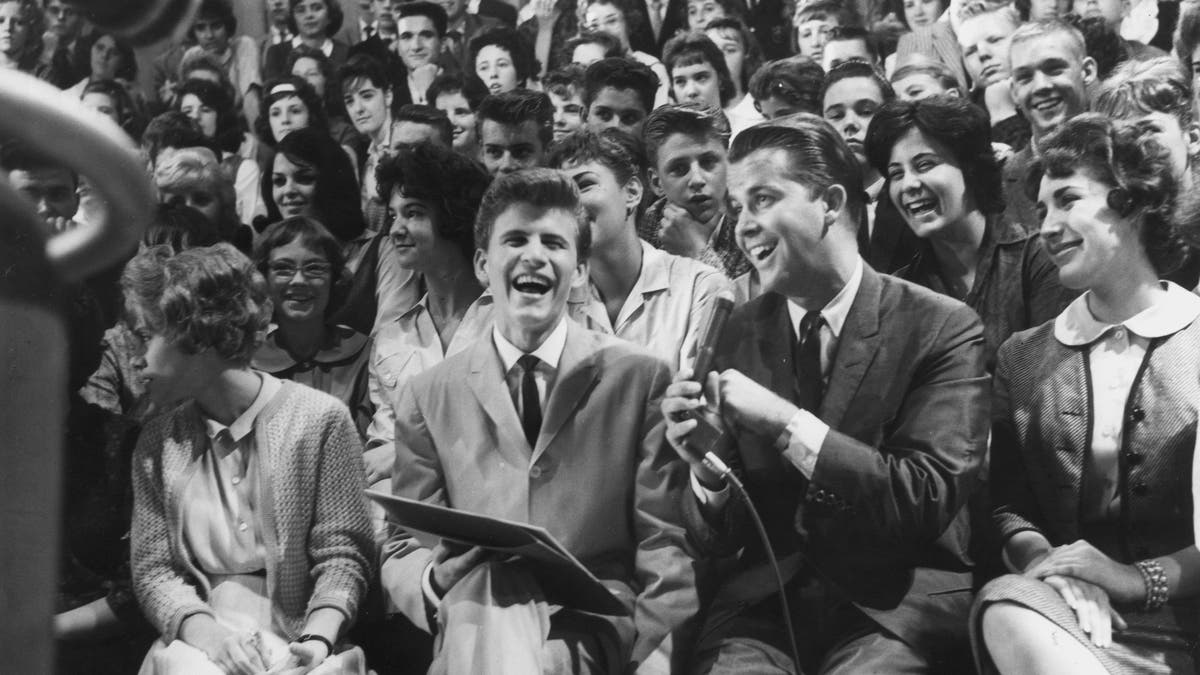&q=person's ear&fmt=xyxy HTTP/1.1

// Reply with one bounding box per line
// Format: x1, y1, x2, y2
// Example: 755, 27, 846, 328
647, 166, 665, 197
1186, 122, 1200, 161
821, 183, 847, 234
384, 87, 394, 110
1081, 56, 1098, 86
473, 246, 490, 288
570, 259, 590, 289
623, 175, 644, 216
